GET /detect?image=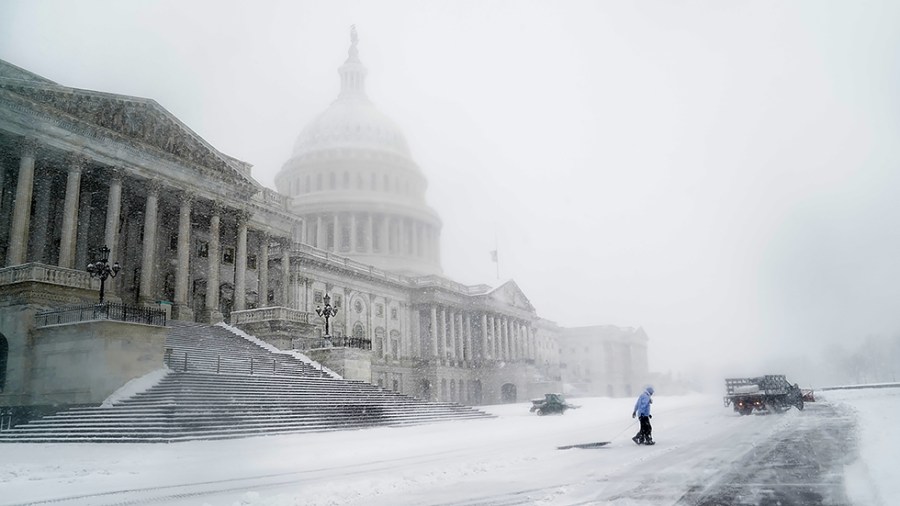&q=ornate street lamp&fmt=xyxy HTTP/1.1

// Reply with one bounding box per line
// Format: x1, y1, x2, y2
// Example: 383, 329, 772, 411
315, 293, 338, 338
86, 245, 120, 304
